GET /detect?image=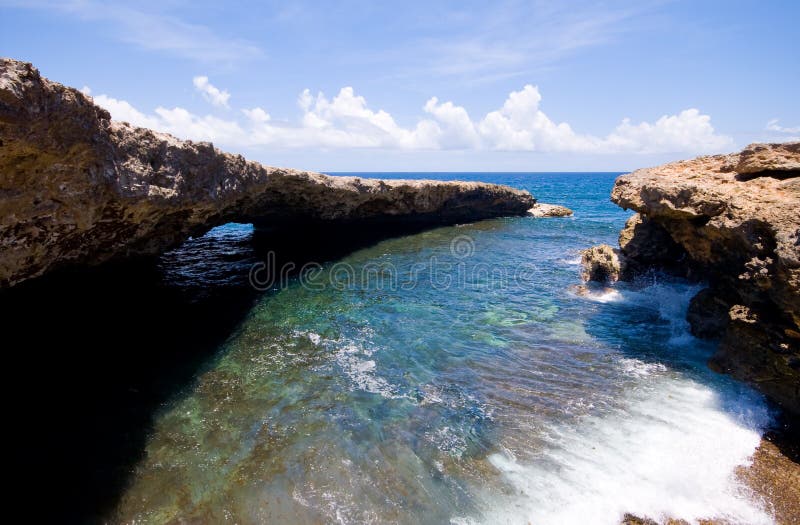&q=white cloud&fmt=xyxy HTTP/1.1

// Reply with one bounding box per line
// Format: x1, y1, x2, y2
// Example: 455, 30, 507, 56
85, 79, 732, 156
604, 109, 733, 154
193, 76, 230, 108
478, 85, 596, 152
766, 119, 799, 134
92, 94, 162, 130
